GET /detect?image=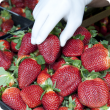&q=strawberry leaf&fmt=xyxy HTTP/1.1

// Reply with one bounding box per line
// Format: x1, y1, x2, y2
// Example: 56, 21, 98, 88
90, 30, 98, 38
26, 105, 32, 110
73, 34, 85, 41
100, 40, 108, 49
0, 67, 15, 87
15, 38, 22, 50
35, 55, 45, 65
